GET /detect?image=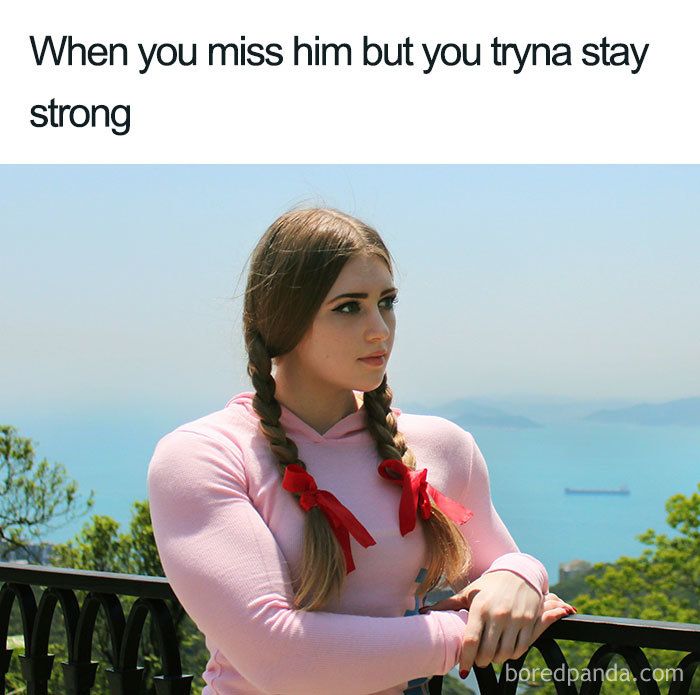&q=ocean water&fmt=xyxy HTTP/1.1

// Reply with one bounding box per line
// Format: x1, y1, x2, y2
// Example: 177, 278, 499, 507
469, 421, 700, 581
7, 407, 700, 584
